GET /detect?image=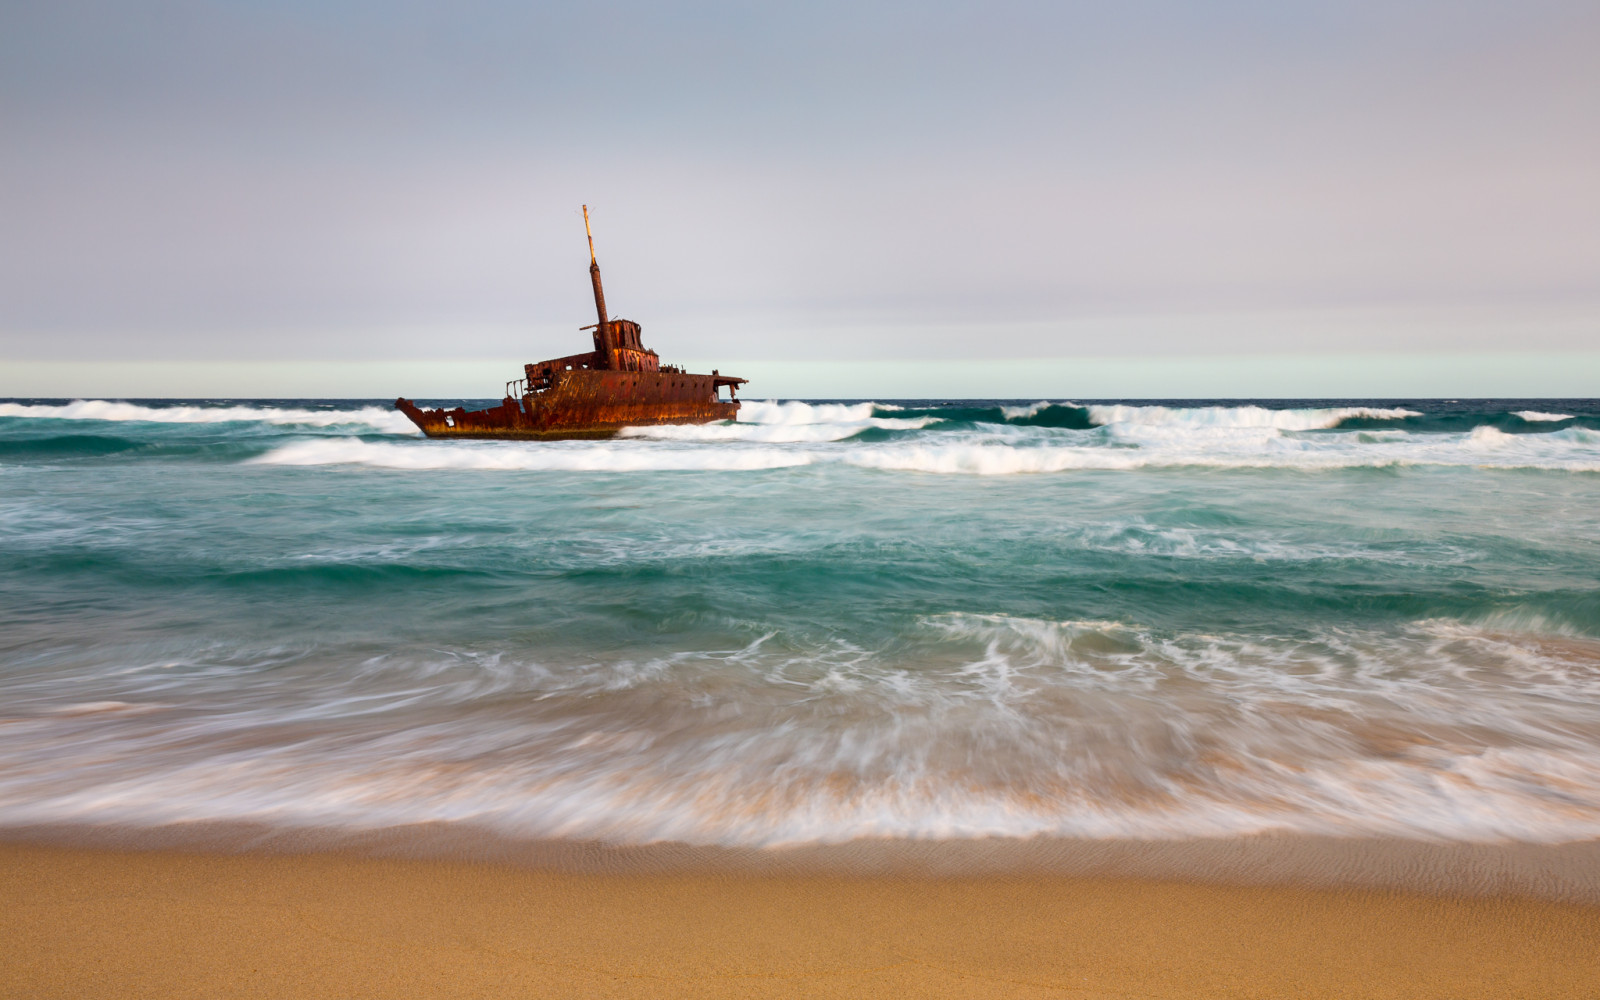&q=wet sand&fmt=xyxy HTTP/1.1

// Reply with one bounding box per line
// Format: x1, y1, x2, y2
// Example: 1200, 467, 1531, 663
5, 840, 1599, 999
